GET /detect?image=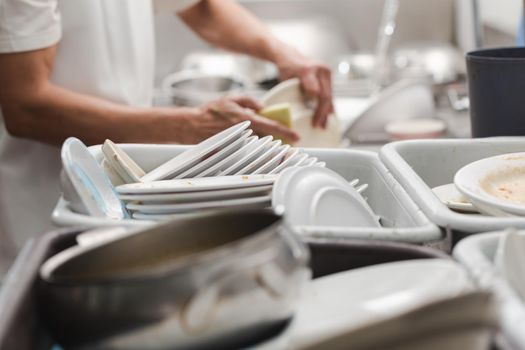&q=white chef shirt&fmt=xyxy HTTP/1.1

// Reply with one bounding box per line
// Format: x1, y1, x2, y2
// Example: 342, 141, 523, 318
0, 0, 199, 279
